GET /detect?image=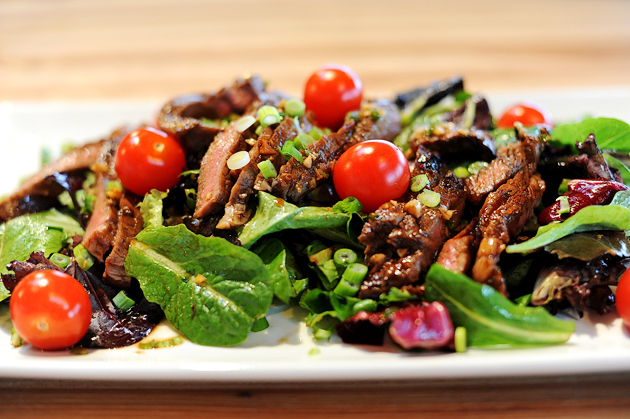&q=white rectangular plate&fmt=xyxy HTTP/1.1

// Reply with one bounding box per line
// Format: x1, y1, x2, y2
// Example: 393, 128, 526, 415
1, 88, 630, 383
